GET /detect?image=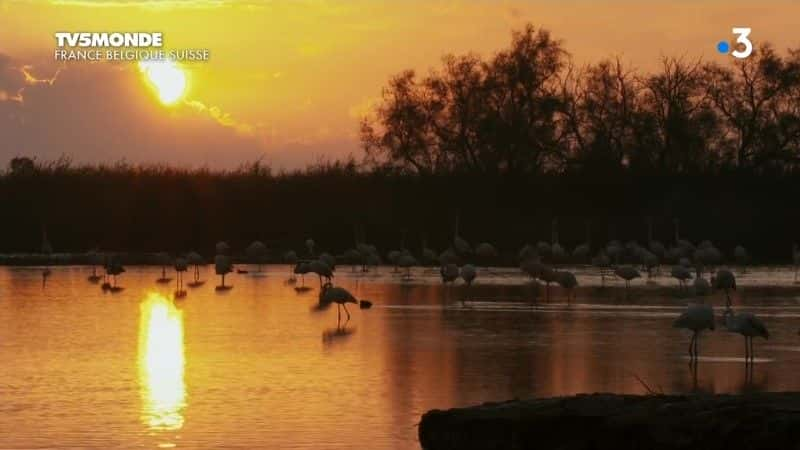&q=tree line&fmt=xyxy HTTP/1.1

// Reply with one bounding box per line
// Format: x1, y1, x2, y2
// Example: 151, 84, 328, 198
361, 24, 800, 176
